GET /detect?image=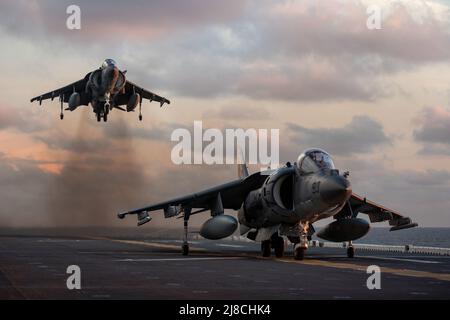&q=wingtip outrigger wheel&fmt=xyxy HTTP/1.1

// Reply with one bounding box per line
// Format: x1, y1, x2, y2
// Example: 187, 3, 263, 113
182, 207, 191, 256
118, 212, 126, 219
347, 241, 355, 258
60, 93, 64, 120
138, 94, 143, 121
182, 243, 189, 256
